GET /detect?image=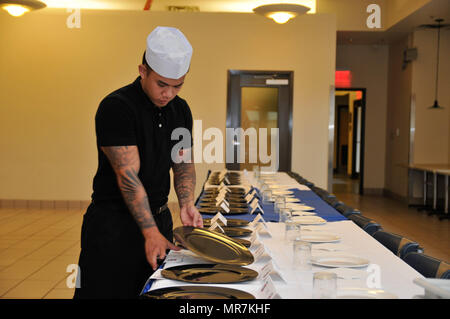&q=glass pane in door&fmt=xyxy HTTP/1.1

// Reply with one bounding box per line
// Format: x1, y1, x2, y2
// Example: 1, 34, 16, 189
240, 87, 278, 171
